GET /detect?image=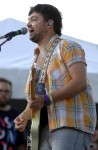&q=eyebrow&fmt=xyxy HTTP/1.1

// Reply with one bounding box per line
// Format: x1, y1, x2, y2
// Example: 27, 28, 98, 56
28, 16, 38, 21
